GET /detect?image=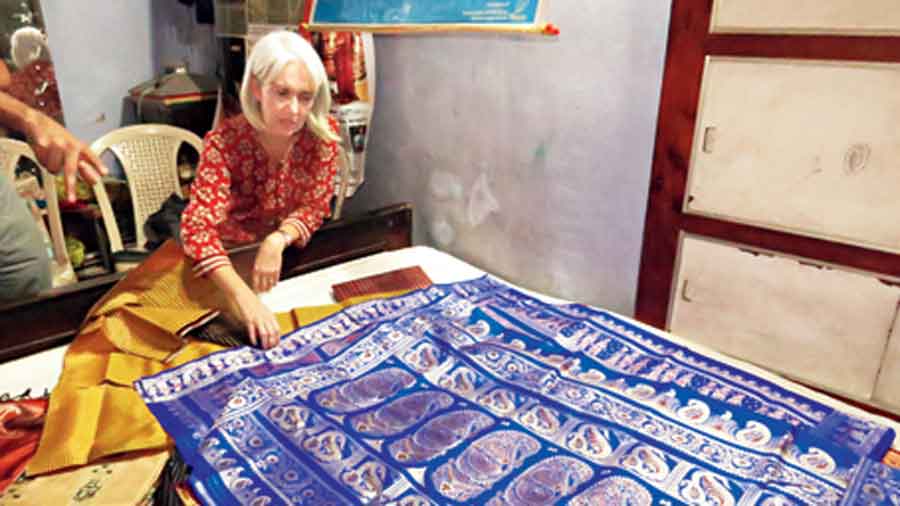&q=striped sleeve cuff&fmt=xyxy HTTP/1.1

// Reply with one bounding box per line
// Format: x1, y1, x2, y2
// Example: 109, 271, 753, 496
281, 218, 312, 246
193, 254, 232, 277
